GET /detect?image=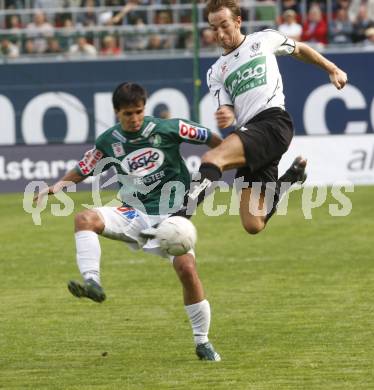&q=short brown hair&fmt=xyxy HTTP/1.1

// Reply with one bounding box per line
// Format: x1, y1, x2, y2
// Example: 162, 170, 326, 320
205, 0, 241, 19
112, 82, 147, 111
